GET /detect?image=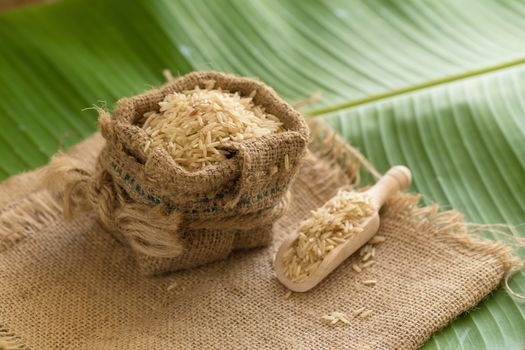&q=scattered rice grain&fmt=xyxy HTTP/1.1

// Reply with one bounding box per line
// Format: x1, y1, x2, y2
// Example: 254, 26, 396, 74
370, 235, 386, 244
362, 252, 372, 262
363, 279, 377, 286
322, 312, 350, 325
362, 260, 376, 268
167, 281, 178, 291
359, 310, 373, 318
352, 307, 366, 317
284, 154, 290, 170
